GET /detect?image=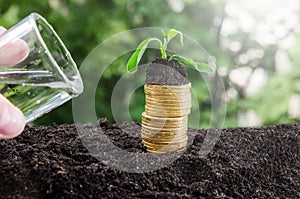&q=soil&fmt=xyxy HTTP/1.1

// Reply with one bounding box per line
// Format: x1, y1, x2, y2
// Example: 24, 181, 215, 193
146, 57, 189, 85
0, 120, 299, 198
